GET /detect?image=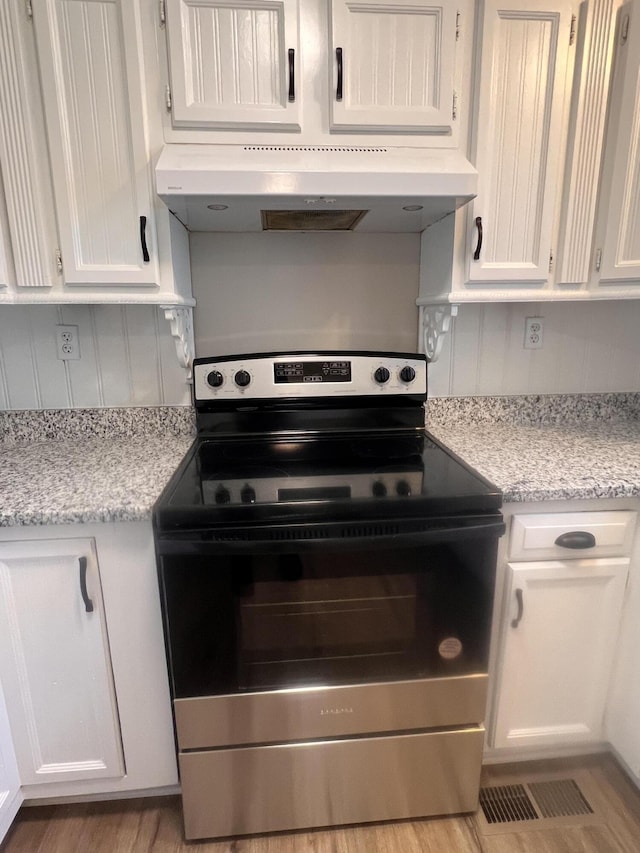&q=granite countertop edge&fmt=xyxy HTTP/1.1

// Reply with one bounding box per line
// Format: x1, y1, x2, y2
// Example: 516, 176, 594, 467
2, 397, 640, 527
